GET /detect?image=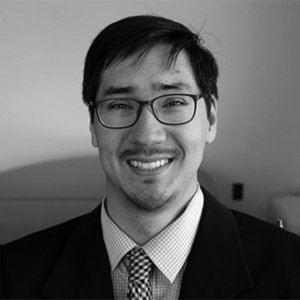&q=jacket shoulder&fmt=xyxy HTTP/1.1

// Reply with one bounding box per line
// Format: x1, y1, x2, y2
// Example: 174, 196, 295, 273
231, 209, 300, 244
231, 209, 300, 296
4, 213, 84, 251
1, 203, 104, 298
0, 214, 86, 297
